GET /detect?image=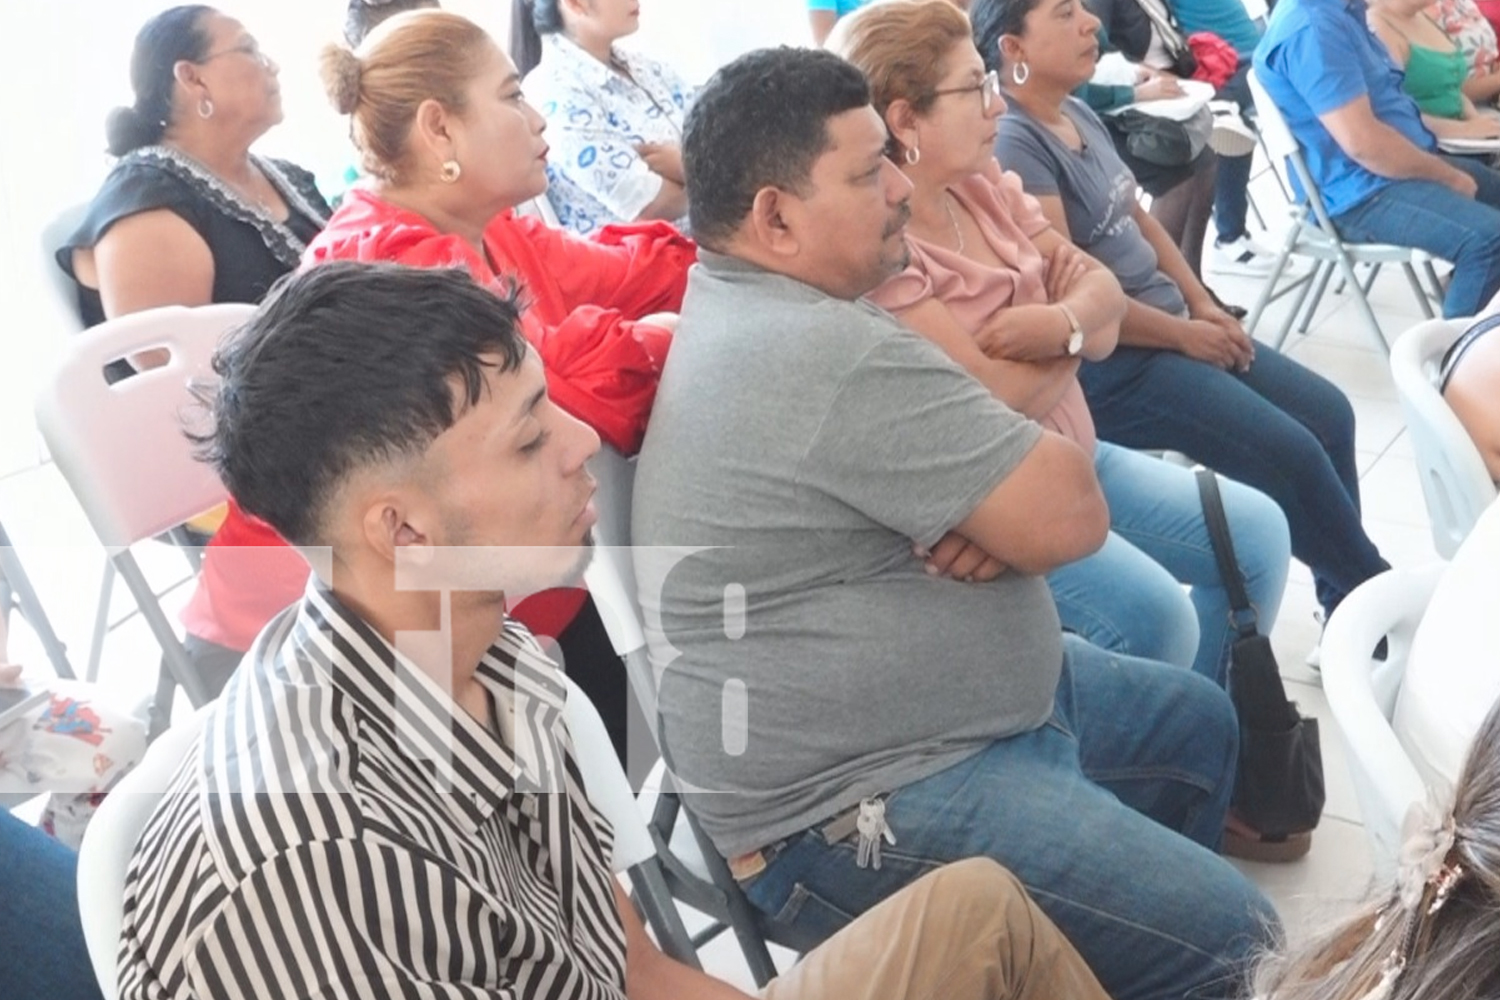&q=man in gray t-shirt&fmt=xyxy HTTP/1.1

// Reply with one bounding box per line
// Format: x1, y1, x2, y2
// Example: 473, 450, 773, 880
633, 46, 1275, 1000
